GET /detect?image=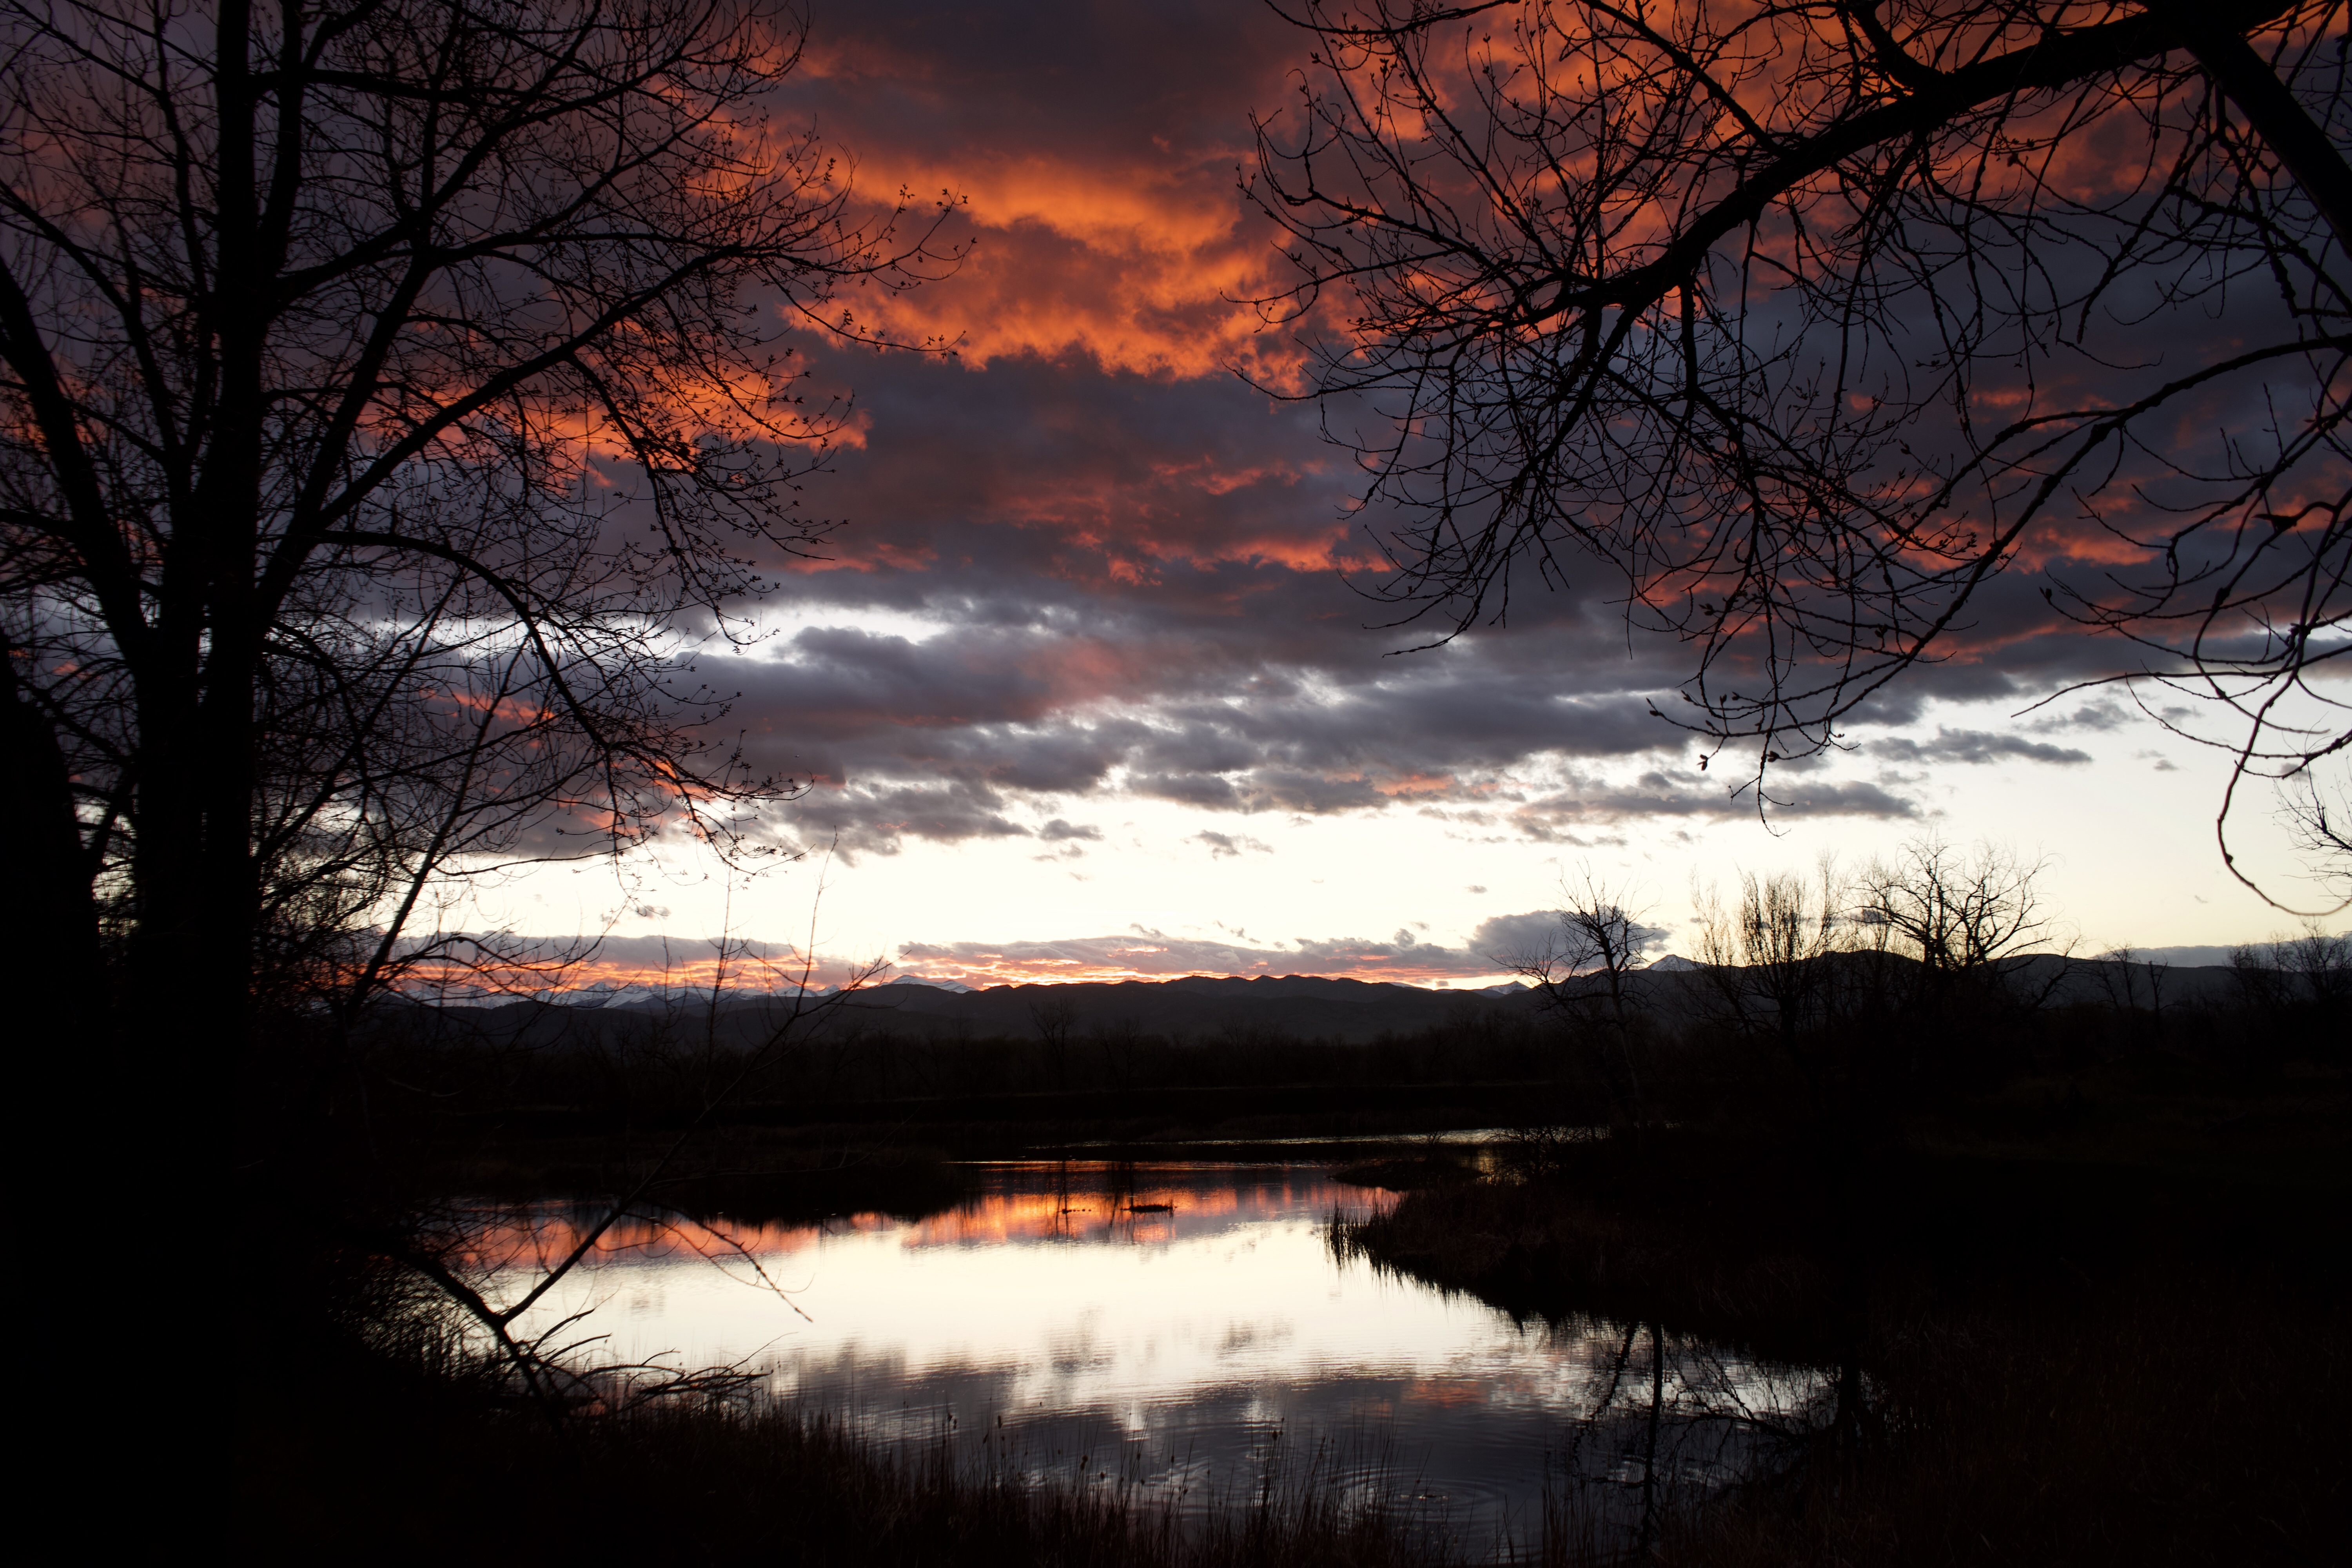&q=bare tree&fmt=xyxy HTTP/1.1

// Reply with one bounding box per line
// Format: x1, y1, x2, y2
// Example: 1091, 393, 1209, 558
2091, 942, 2173, 1016
2231, 918, 2352, 1007
1028, 987, 1081, 1089
1500, 869, 1657, 1129
2276, 764, 2352, 902
1090, 1011, 1145, 1090
1846, 834, 2078, 1083
1249, 1, 2348, 901
1681, 842, 2060, 1102
1692, 860, 1845, 1086
2279, 919, 2352, 1000
1853, 836, 2063, 979
1, 0, 958, 1056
